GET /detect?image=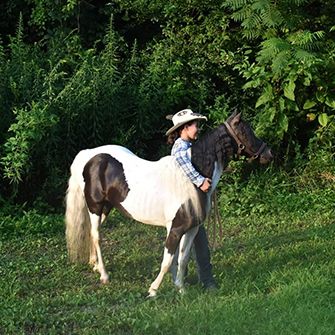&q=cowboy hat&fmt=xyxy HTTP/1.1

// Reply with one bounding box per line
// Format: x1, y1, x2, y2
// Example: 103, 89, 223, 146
165, 109, 207, 136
